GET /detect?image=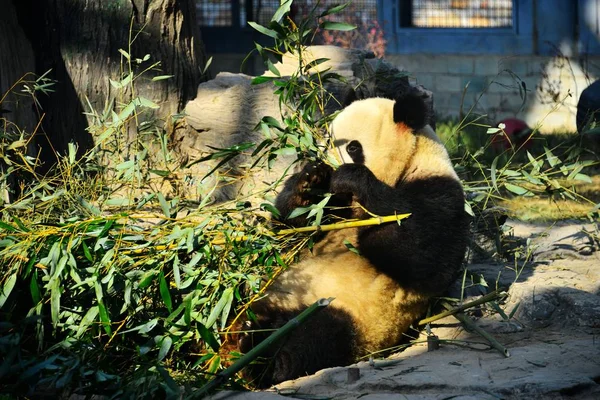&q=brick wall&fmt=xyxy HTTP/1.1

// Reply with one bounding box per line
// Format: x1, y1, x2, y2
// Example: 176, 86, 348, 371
387, 54, 600, 132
